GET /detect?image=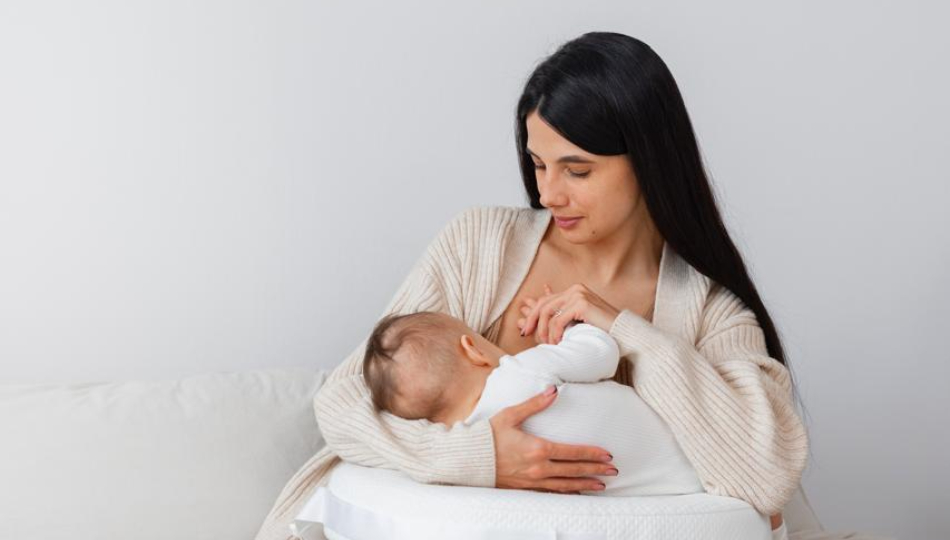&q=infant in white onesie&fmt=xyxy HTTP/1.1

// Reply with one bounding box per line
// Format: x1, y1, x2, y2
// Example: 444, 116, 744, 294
361, 310, 788, 539
361, 310, 703, 497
